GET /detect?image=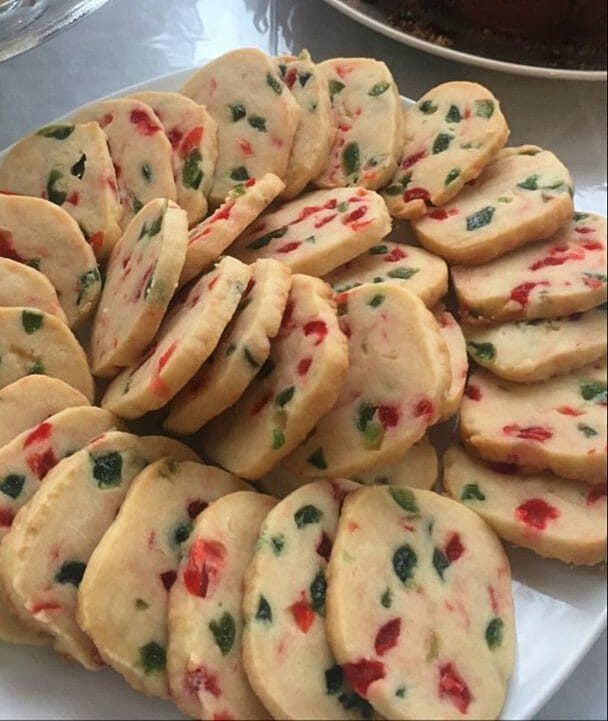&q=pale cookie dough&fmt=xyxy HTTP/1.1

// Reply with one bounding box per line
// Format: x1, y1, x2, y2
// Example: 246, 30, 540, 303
166, 259, 292, 434
73, 98, 177, 229
452, 212, 607, 320
275, 50, 334, 198
131, 91, 218, 226
324, 240, 448, 308
460, 363, 607, 484
0, 308, 94, 400
181, 48, 300, 206
77, 460, 249, 698
0, 258, 66, 322
102, 256, 251, 419
0, 122, 122, 258
327, 486, 515, 721
200, 275, 349, 480
0, 194, 101, 328
383, 82, 509, 220
435, 308, 468, 420
0, 580, 50, 646
229, 187, 392, 276
444, 446, 607, 566
242, 479, 369, 720
411, 145, 574, 265
283, 284, 450, 478
181, 173, 284, 285
168, 491, 275, 719
90, 199, 188, 377
315, 58, 401, 190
